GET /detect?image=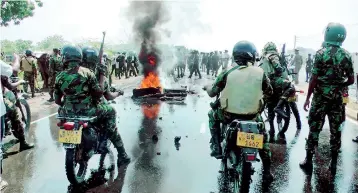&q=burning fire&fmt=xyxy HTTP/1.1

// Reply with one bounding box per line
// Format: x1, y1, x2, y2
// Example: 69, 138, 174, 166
142, 104, 161, 119
140, 72, 162, 89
